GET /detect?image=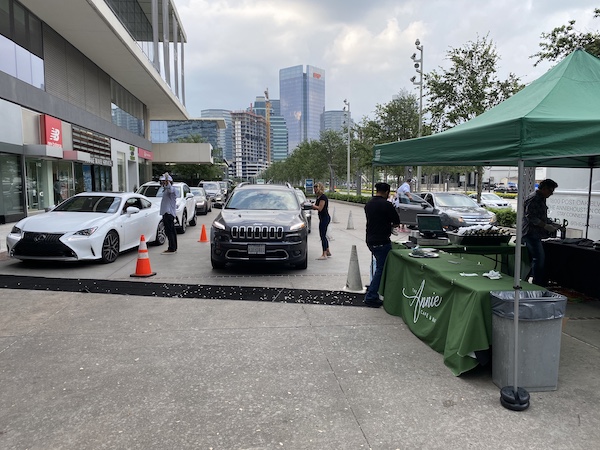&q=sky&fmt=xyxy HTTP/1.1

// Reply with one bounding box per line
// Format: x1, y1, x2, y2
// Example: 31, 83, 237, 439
175, 0, 598, 121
